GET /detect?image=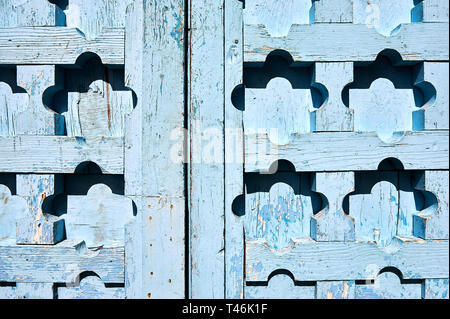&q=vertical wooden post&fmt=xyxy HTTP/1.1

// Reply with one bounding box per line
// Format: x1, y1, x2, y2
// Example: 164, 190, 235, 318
188, 0, 225, 298
124, 0, 186, 299
224, 0, 245, 299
